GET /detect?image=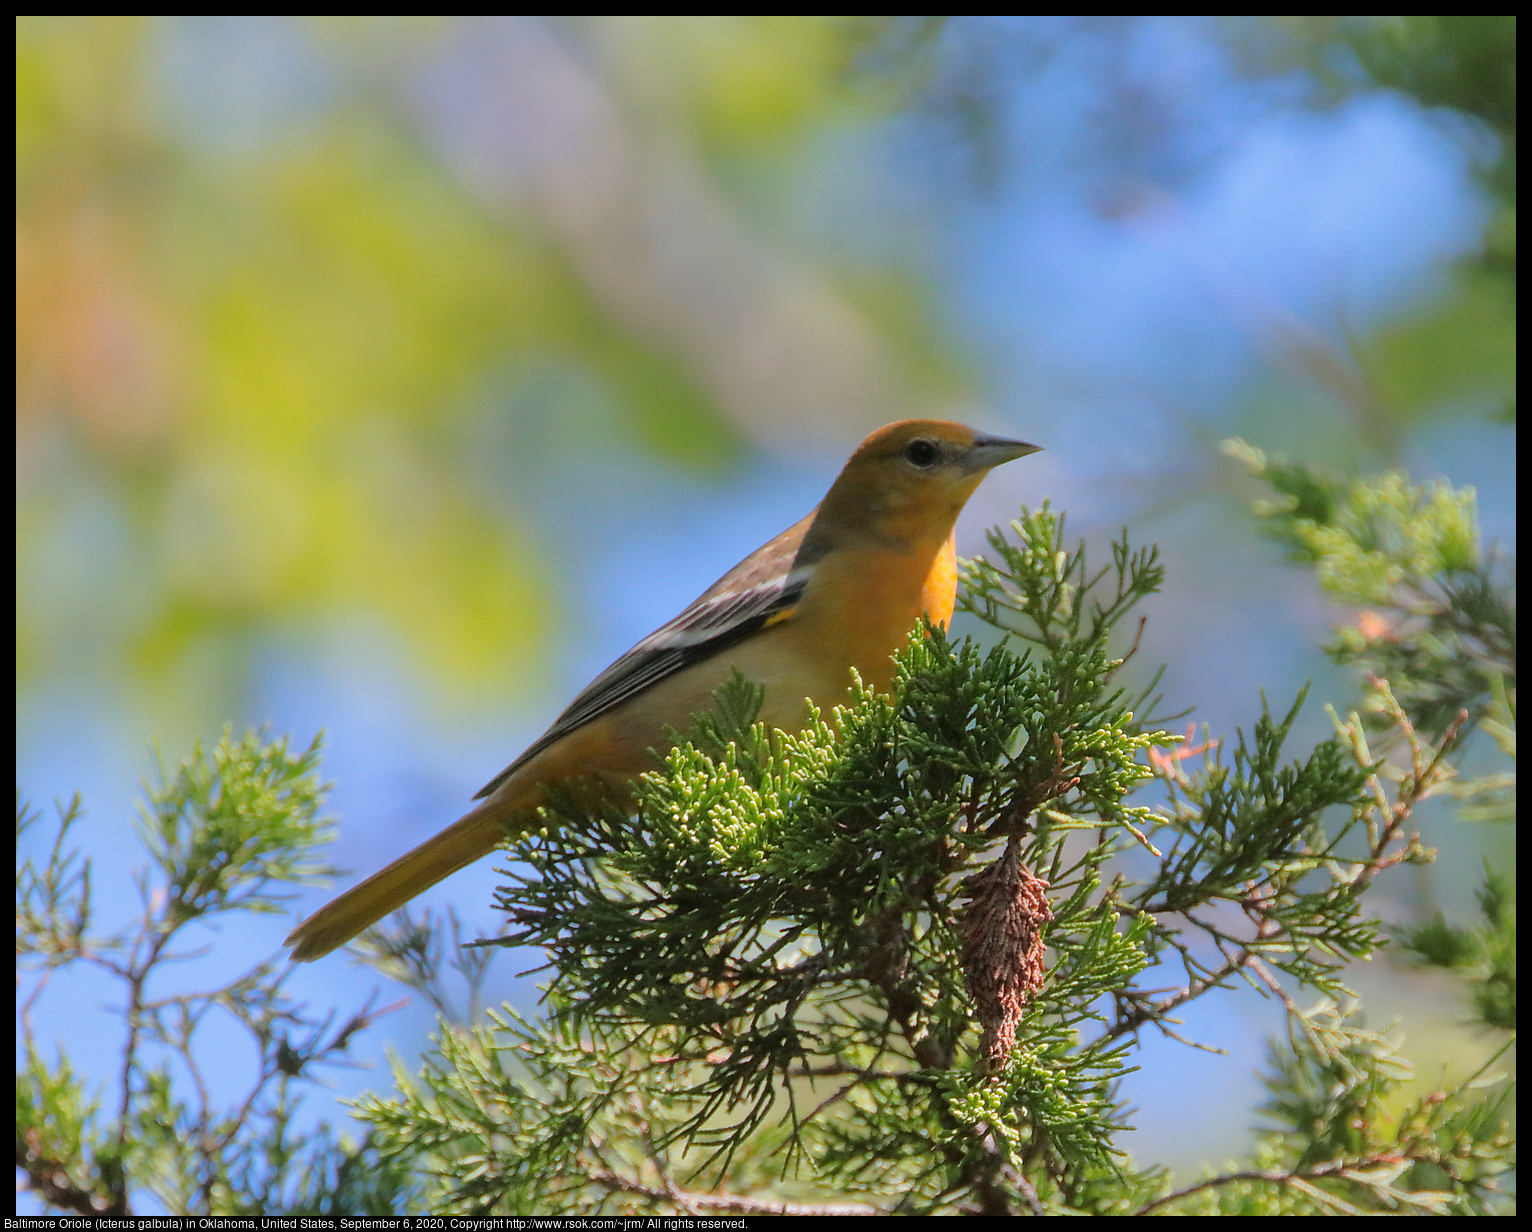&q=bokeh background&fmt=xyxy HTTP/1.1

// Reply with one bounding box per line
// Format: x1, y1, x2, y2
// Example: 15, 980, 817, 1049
16, 15, 1515, 1203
